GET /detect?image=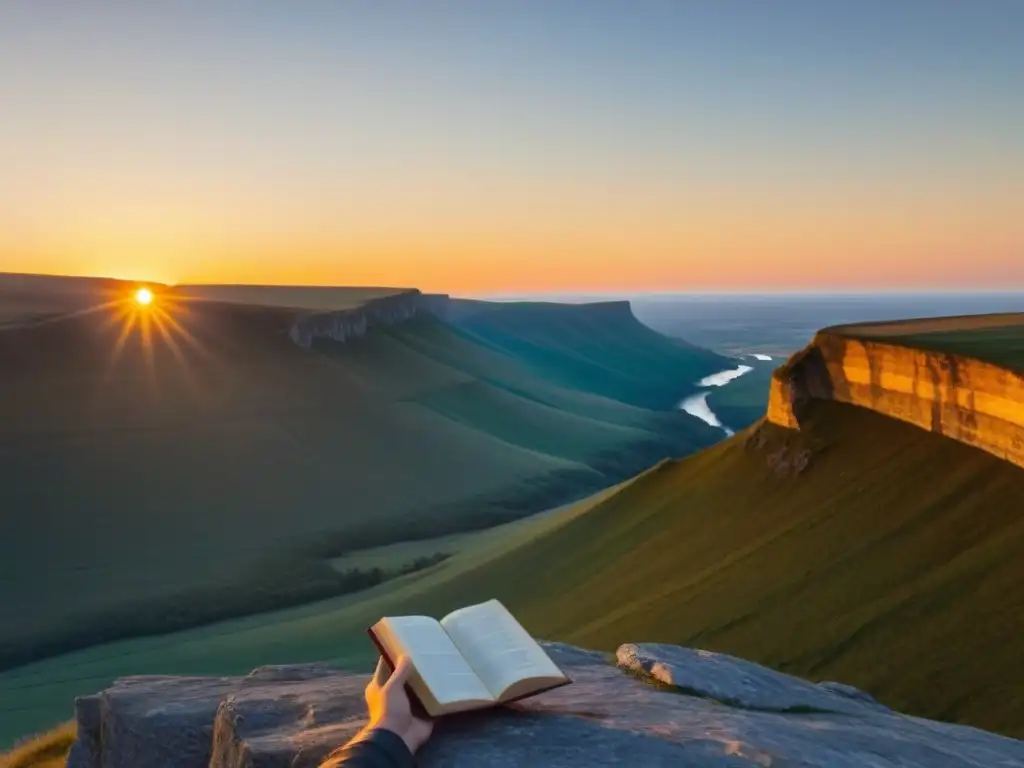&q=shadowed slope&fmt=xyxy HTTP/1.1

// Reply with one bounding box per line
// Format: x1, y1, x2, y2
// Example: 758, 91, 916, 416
0, 294, 723, 675
452, 300, 728, 409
